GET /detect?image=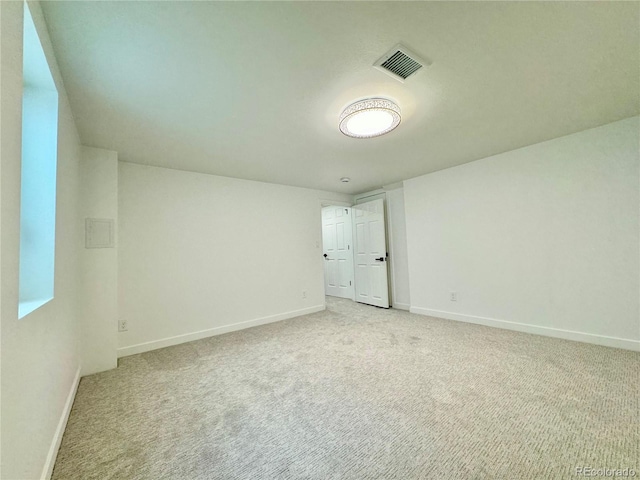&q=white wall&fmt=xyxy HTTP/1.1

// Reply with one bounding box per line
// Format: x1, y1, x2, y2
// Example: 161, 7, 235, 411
79, 146, 118, 375
118, 163, 351, 356
405, 116, 640, 351
1, 2, 83, 479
